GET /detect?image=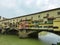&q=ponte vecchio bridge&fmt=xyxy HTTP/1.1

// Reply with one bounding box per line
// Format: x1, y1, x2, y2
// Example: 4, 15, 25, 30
0, 8, 60, 38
